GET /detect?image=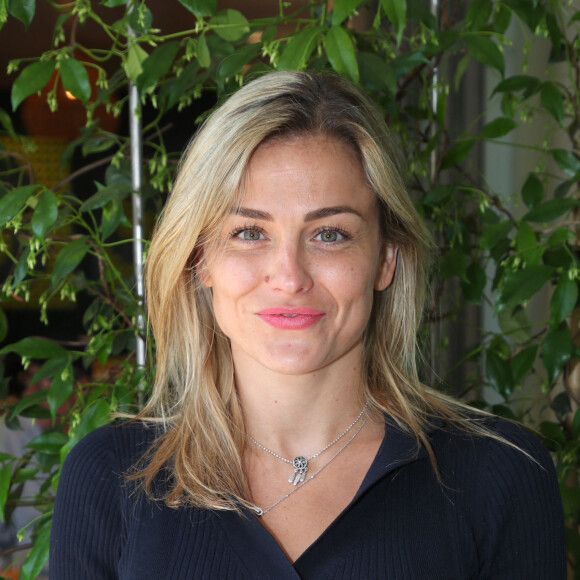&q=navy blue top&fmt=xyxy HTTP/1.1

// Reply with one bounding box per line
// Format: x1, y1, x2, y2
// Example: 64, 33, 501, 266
50, 417, 566, 579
